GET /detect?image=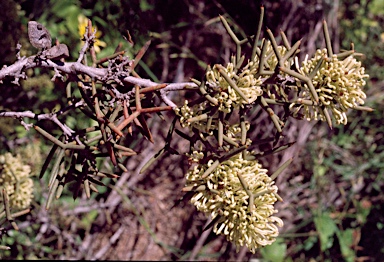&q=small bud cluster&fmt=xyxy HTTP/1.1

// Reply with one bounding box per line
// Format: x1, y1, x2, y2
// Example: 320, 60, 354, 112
0, 153, 34, 209
186, 151, 283, 253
